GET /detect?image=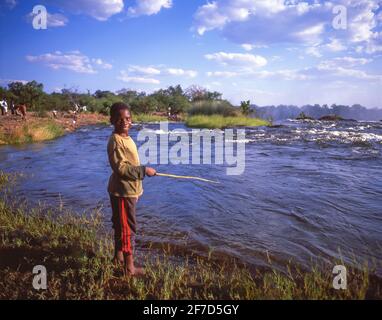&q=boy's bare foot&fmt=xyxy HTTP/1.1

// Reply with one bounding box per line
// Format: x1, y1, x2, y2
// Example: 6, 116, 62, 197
125, 266, 145, 277
124, 254, 145, 277
112, 250, 124, 266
